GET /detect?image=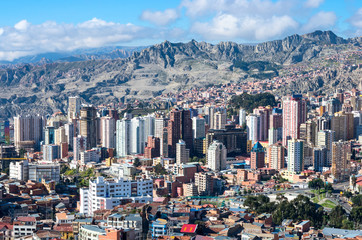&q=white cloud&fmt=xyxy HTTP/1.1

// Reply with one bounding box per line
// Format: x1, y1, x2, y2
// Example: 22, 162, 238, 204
349, 8, 362, 29
192, 13, 298, 41
302, 11, 337, 32
141, 9, 179, 26
182, 0, 297, 18
304, 0, 324, 8
14, 20, 30, 31
0, 18, 149, 61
